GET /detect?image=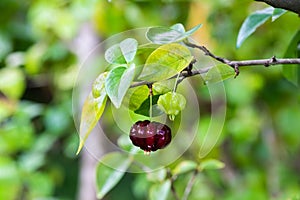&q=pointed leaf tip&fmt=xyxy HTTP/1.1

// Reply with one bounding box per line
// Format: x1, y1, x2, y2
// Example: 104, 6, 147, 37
76, 72, 108, 155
